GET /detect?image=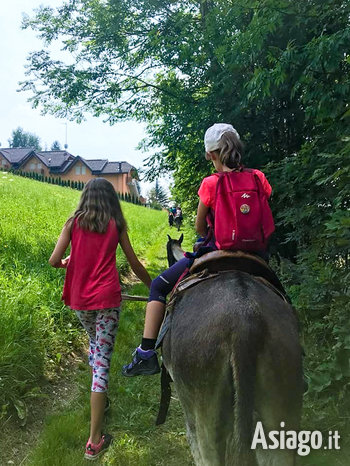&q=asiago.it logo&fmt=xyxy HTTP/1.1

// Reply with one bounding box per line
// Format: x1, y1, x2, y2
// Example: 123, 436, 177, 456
251, 421, 340, 456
